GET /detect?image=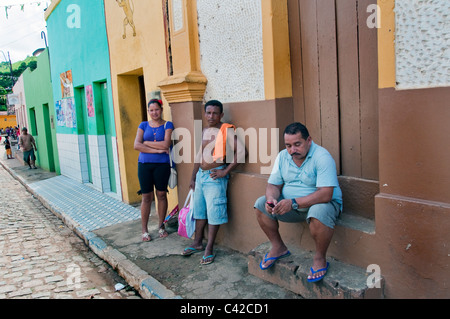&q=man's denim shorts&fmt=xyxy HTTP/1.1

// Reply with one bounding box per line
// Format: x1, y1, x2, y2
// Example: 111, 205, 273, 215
193, 166, 229, 225
23, 149, 36, 162
254, 195, 340, 229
